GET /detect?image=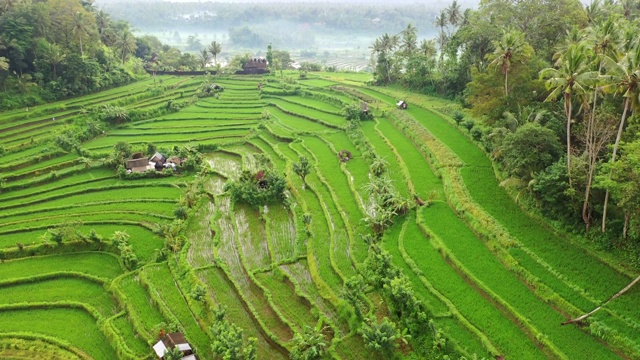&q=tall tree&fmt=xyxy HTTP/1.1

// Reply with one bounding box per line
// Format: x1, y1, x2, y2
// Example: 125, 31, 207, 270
208, 40, 221, 65
540, 42, 596, 187
40, 41, 66, 78
114, 28, 137, 64
198, 48, 211, 69
400, 23, 417, 57
486, 29, 534, 97
71, 11, 89, 58
446, 0, 462, 28
600, 44, 640, 231
581, 18, 621, 228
